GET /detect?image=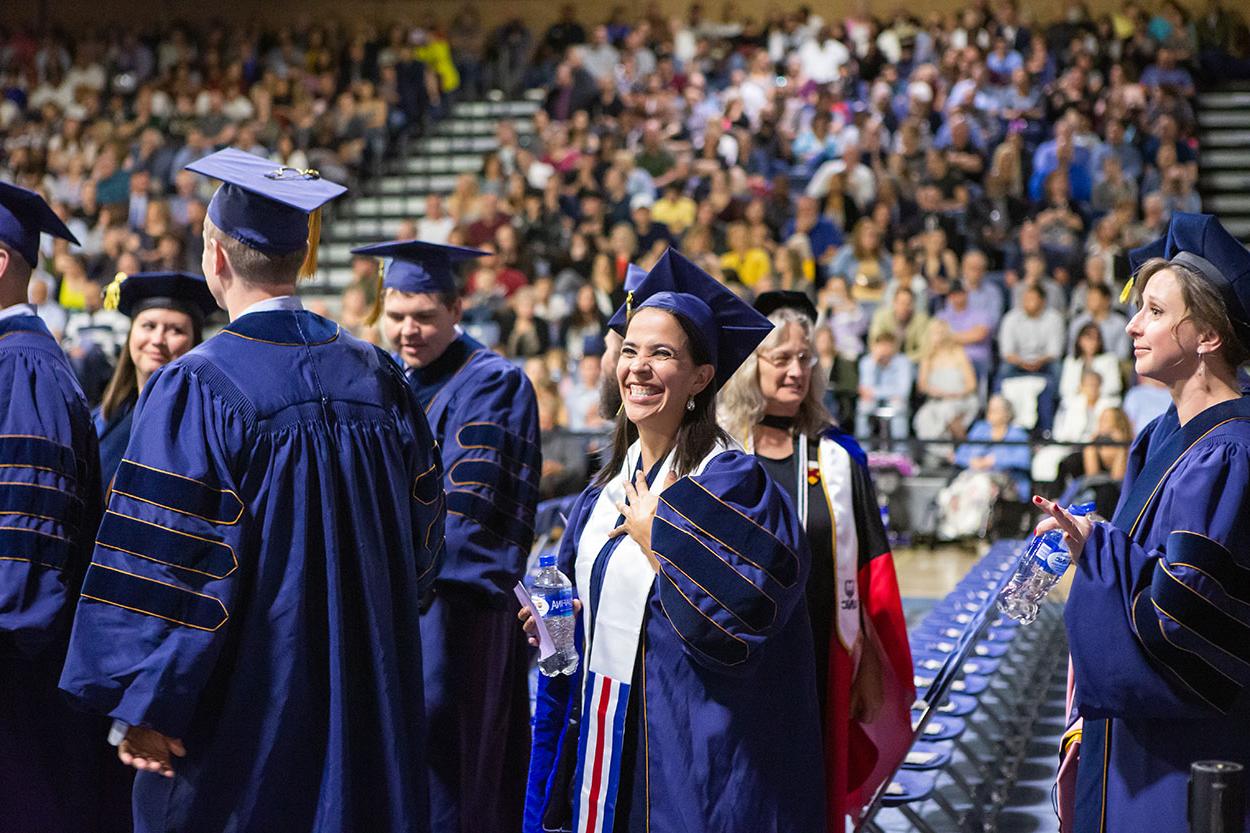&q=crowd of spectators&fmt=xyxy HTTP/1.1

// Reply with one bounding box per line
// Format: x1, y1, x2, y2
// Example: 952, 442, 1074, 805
6, 0, 1250, 504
